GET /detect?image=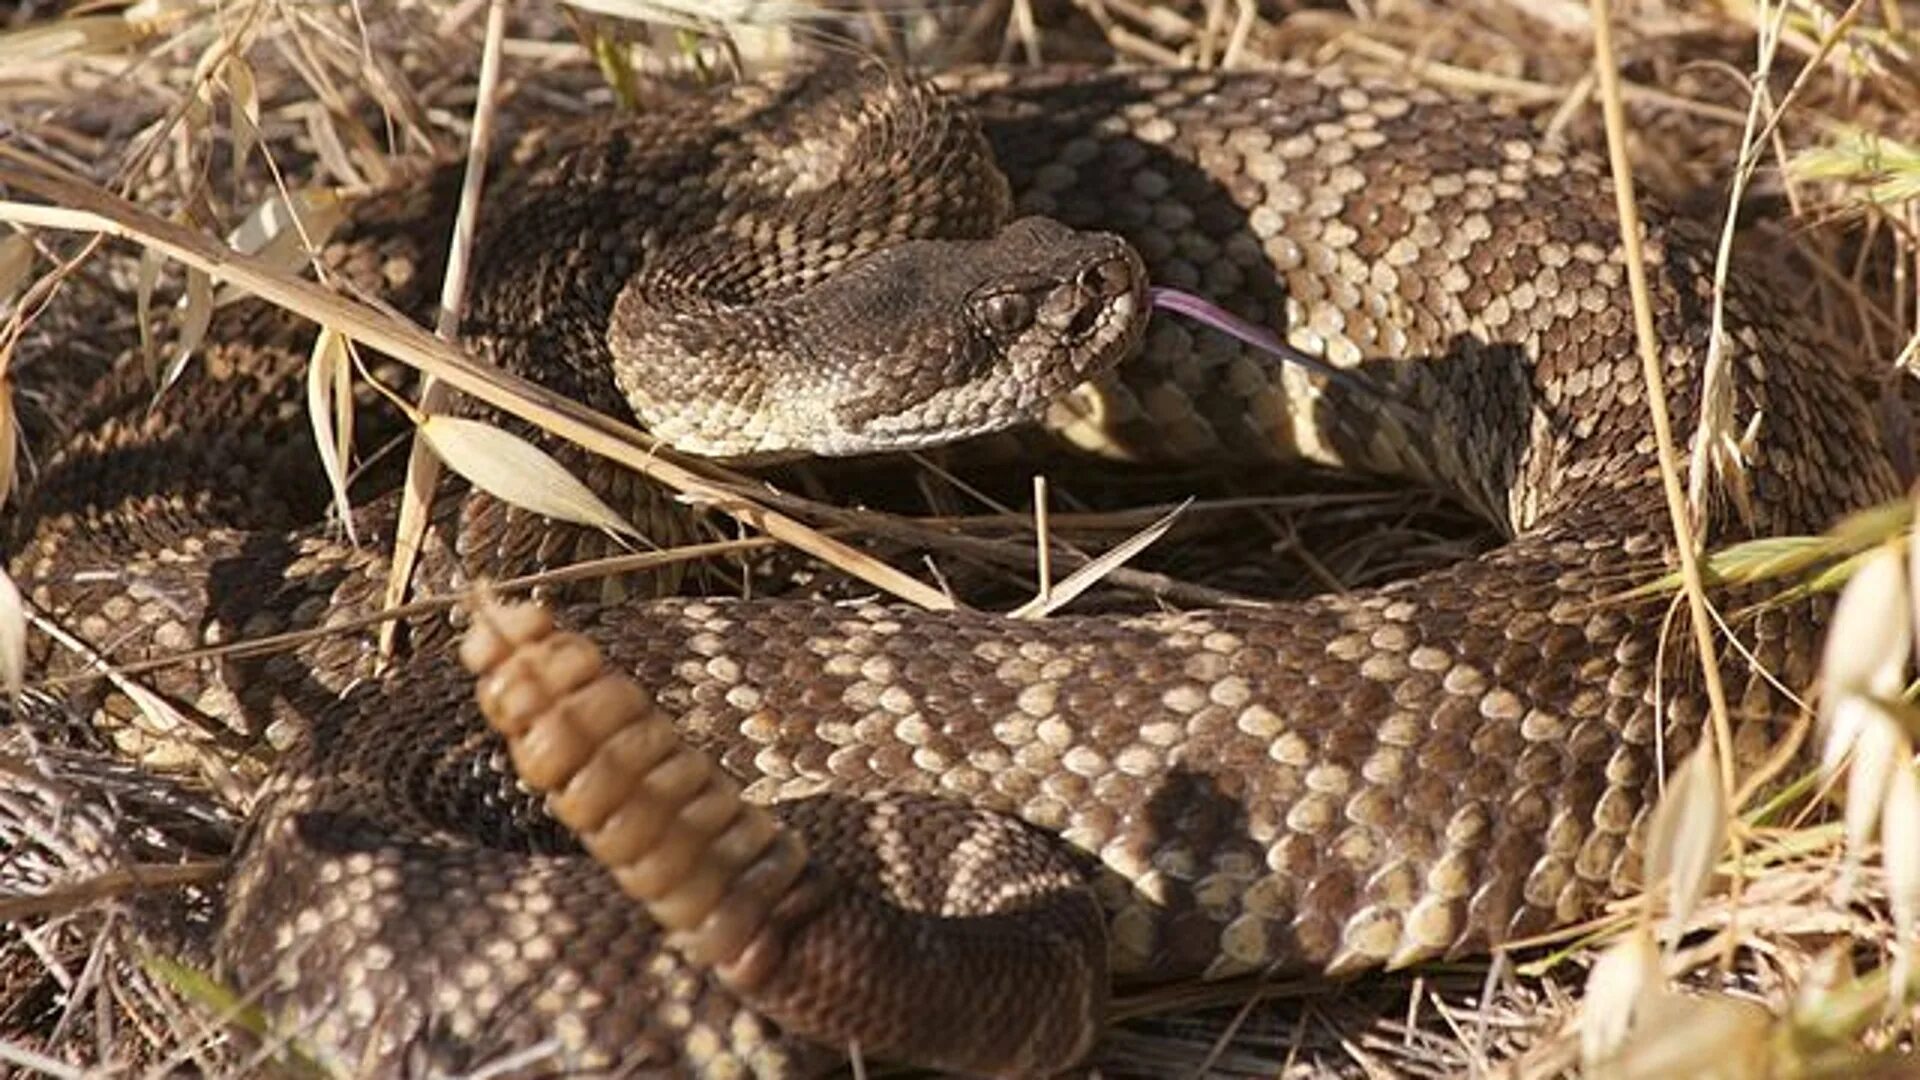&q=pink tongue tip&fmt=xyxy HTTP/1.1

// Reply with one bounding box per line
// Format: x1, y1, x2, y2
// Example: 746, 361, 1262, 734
1147, 285, 1378, 402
